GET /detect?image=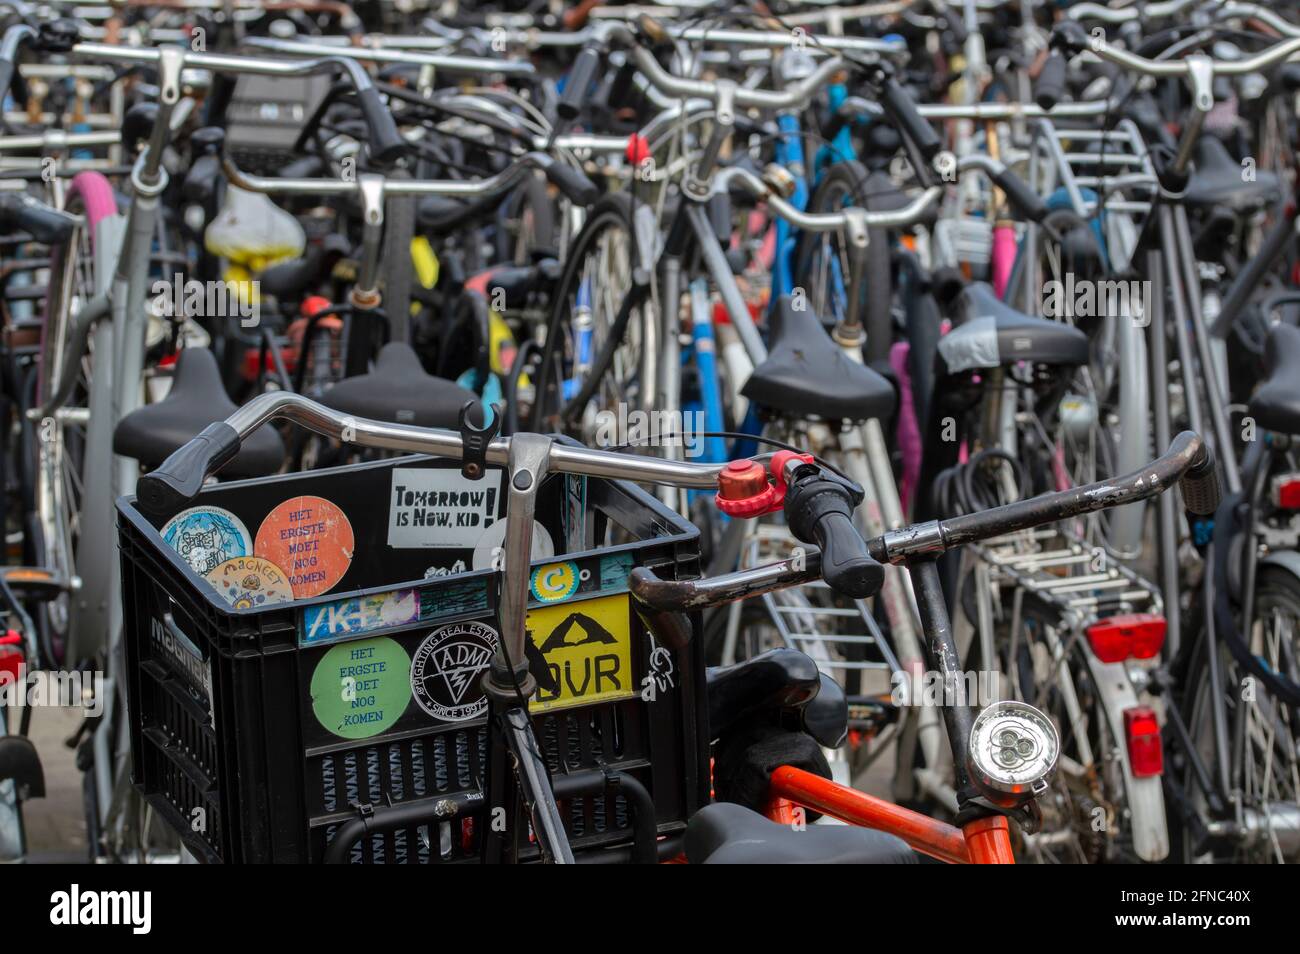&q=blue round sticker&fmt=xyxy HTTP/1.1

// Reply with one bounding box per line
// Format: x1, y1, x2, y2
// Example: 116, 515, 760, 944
162, 506, 253, 577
